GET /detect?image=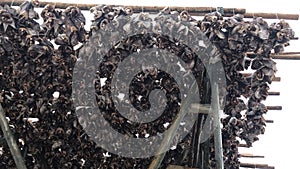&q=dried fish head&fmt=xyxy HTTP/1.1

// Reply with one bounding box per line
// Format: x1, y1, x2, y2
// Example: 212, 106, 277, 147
233, 14, 244, 22
55, 34, 69, 45
274, 44, 284, 53
125, 7, 133, 15
226, 17, 237, 28
179, 10, 191, 21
